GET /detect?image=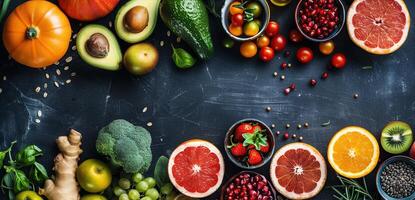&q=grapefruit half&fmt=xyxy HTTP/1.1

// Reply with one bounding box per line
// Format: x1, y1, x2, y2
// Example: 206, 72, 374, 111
270, 143, 327, 200
168, 139, 225, 198
347, 0, 410, 54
